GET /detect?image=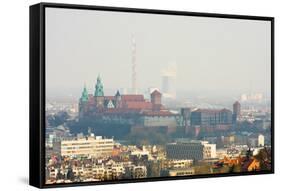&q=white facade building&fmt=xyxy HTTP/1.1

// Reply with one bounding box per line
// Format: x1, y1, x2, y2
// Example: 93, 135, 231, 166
53, 135, 114, 158
202, 142, 217, 159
